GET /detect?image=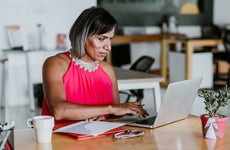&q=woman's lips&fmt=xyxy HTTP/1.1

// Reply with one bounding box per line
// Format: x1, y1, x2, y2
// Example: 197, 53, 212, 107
100, 52, 107, 58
